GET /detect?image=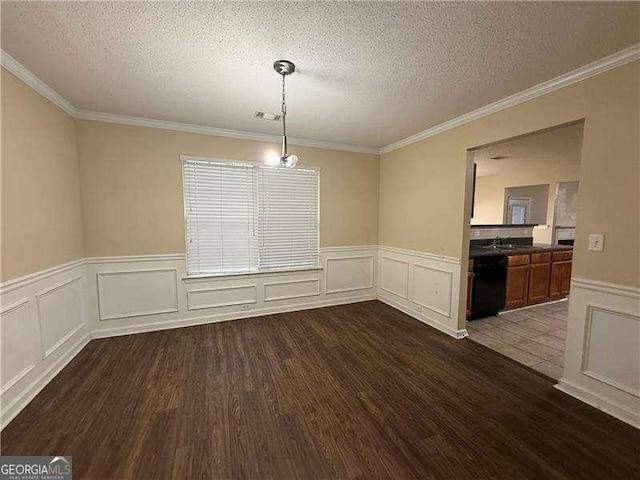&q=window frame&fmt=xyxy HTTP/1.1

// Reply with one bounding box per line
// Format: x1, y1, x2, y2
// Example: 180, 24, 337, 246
180, 155, 321, 279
